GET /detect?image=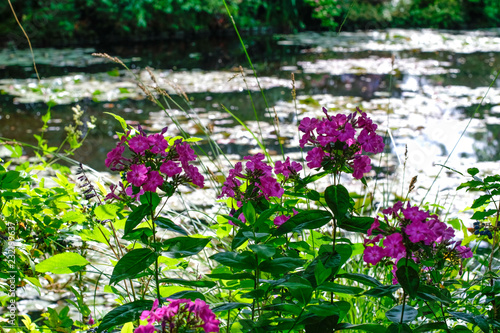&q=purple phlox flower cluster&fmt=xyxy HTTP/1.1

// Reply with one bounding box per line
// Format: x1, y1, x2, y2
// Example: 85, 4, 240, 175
363, 201, 473, 282
298, 107, 384, 179
218, 153, 290, 207
273, 208, 299, 227
274, 157, 303, 179
104, 127, 204, 199
135, 298, 220, 333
